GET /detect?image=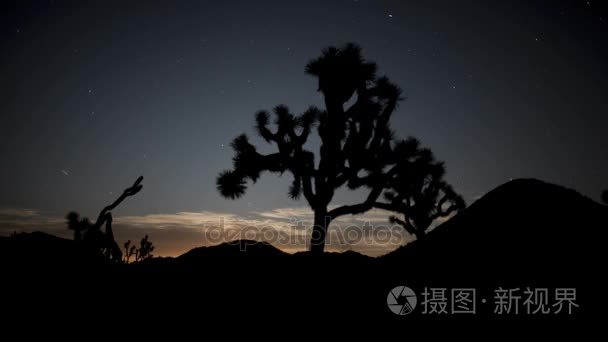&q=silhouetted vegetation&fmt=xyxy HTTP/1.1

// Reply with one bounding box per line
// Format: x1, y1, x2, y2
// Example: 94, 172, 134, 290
602, 189, 608, 205
65, 176, 152, 264
123, 240, 137, 263
123, 235, 155, 263
66, 211, 88, 242
384, 152, 466, 239
4, 178, 606, 319
217, 43, 462, 252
